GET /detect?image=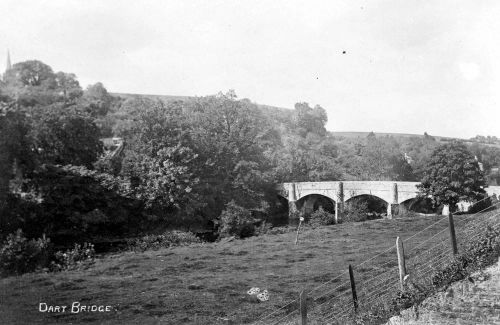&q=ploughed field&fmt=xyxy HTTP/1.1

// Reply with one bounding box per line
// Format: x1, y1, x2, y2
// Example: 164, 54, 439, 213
0, 213, 492, 325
